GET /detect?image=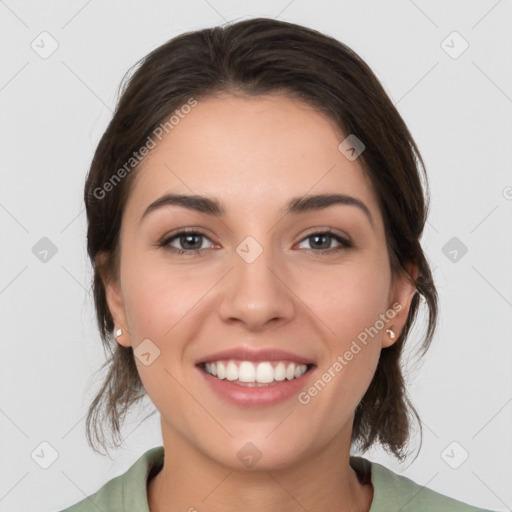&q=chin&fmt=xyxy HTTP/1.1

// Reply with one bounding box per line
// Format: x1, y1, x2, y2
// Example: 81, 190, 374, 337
202, 436, 312, 472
